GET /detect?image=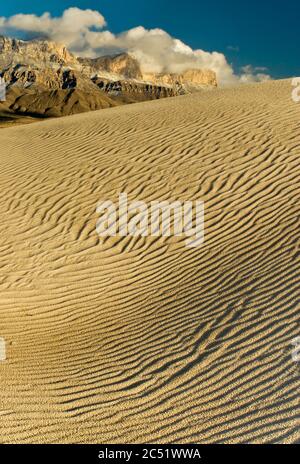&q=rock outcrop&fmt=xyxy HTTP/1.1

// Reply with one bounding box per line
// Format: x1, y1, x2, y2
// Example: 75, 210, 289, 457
0, 36, 77, 67
92, 77, 178, 103
143, 69, 218, 92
